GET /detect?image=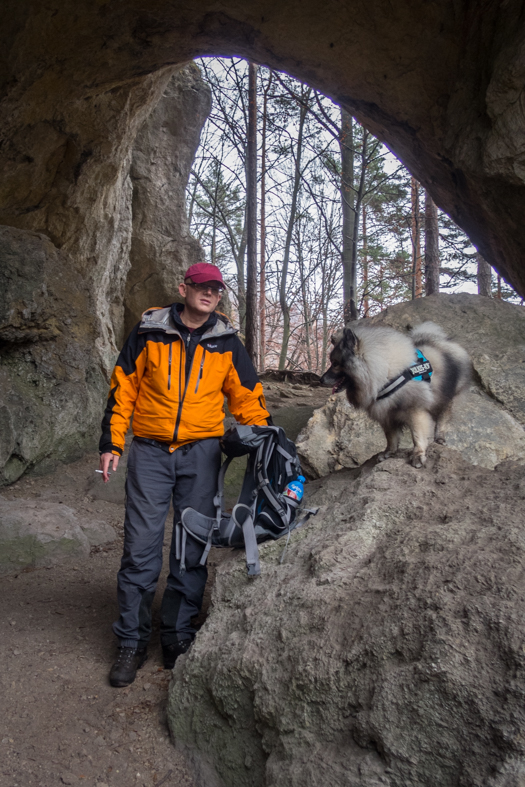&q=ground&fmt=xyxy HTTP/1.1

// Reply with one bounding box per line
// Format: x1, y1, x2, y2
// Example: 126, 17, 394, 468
0, 381, 329, 787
